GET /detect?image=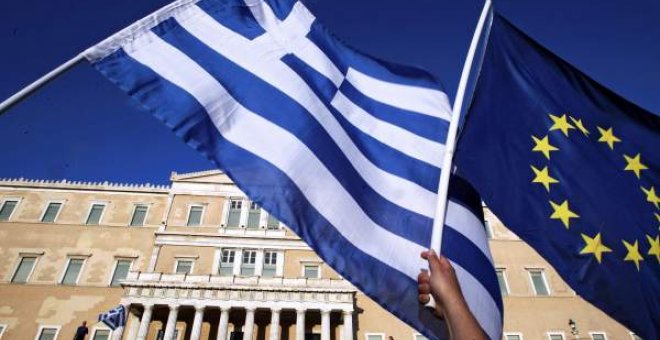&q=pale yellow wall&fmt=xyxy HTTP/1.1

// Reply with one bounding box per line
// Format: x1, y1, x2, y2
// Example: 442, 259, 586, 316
283, 250, 339, 279
0, 189, 167, 227
156, 245, 217, 275
167, 194, 226, 228
355, 293, 416, 340
0, 285, 123, 340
